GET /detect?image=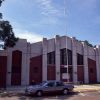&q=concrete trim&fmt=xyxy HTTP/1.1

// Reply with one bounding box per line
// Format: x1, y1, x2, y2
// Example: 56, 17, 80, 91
42, 38, 47, 81
83, 43, 89, 84
55, 35, 60, 81
72, 37, 78, 83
